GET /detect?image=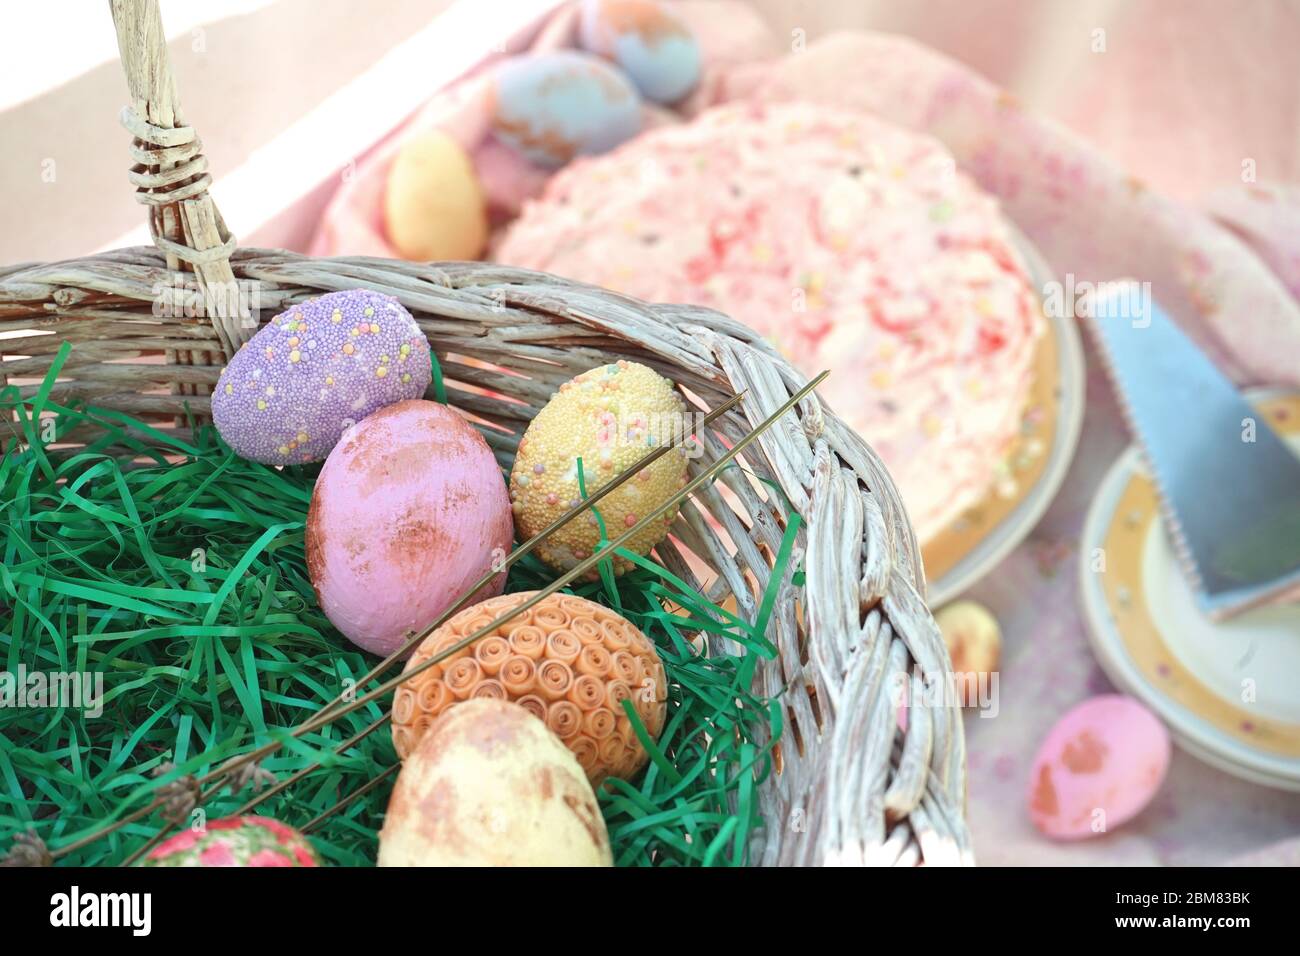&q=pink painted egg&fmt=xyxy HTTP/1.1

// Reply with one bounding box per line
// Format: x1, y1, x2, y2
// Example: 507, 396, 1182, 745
142, 815, 320, 867
1027, 694, 1170, 840
306, 399, 513, 658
